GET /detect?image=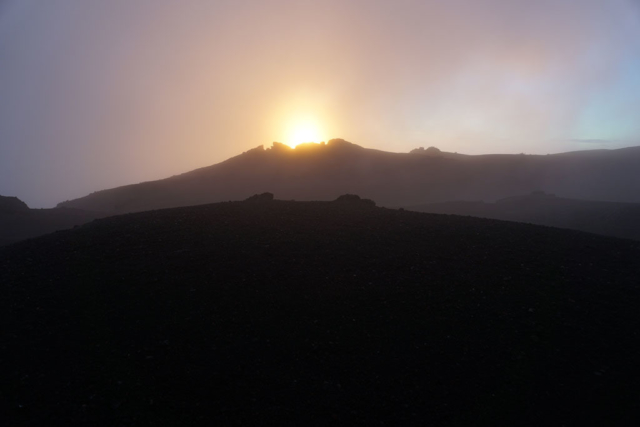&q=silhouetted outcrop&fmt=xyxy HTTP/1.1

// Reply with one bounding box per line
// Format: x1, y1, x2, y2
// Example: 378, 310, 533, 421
410, 146, 442, 156
244, 192, 274, 202
0, 195, 29, 213
269, 142, 292, 152
335, 194, 376, 207
335, 194, 362, 202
